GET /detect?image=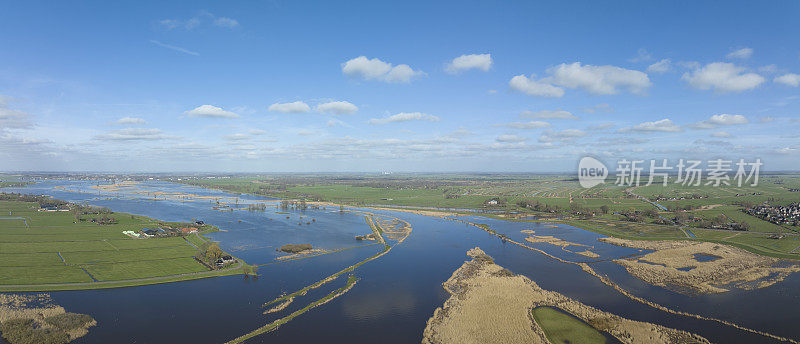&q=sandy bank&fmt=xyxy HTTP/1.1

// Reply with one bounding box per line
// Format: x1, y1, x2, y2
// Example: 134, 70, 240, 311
422, 248, 708, 344
600, 237, 800, 294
